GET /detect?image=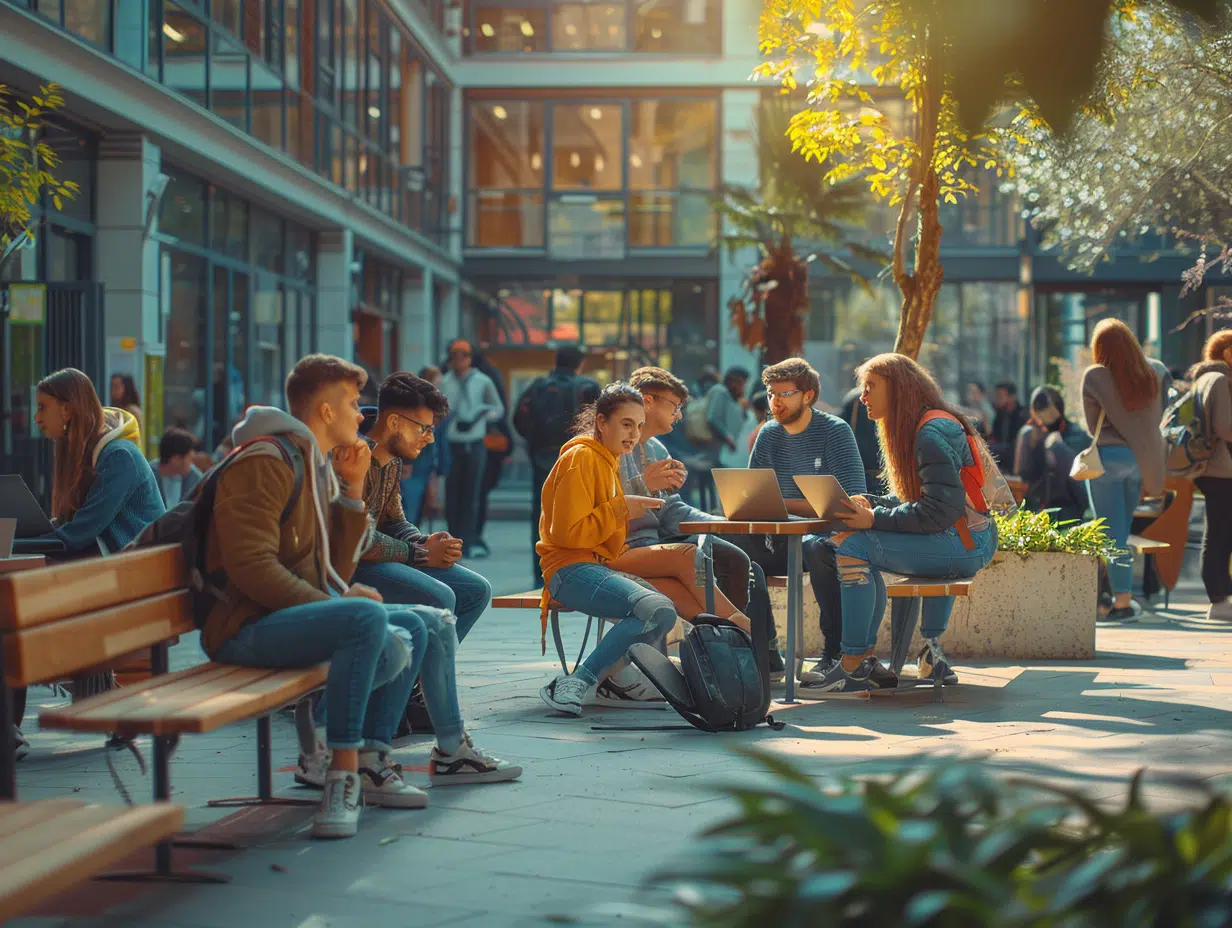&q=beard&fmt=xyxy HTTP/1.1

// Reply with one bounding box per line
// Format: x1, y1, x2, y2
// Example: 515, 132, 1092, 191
773, 405, 806, 426
390, 434, 423, 462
